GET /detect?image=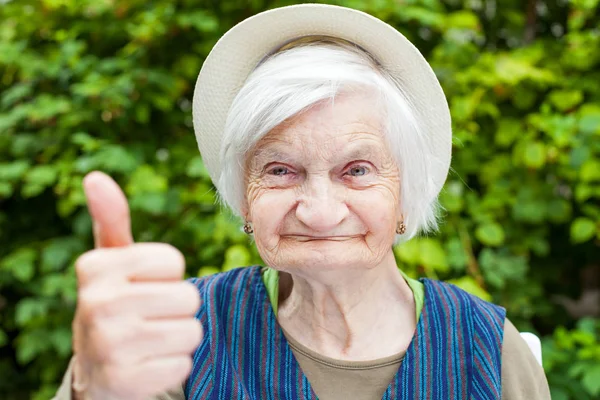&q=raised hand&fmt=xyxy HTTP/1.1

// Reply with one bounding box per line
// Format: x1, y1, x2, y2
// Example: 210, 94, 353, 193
71, 171, 202, 400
